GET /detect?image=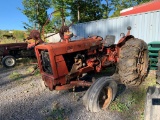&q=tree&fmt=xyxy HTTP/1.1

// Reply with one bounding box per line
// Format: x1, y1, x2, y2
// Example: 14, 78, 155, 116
69, 0, 104, 23
20, 0, 151, 33
101, 0, 114, 19
51, 0, 71, 29
110, 0, 151, 18
20, 0, 51, 31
